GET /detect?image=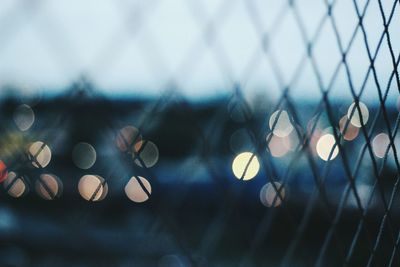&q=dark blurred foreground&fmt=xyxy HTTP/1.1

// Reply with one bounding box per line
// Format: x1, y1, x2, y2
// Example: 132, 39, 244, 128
0, 92, 399, 267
